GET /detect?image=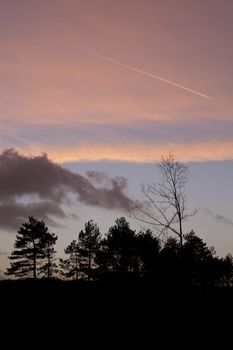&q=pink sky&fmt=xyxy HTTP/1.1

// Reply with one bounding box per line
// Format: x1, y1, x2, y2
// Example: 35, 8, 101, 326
1, 0, 233, 162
